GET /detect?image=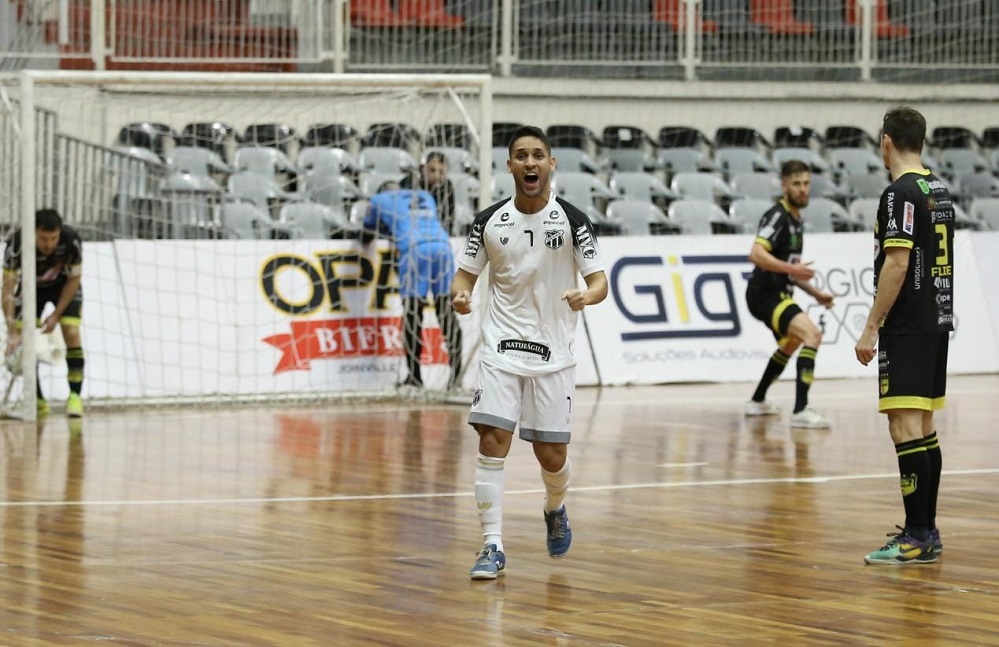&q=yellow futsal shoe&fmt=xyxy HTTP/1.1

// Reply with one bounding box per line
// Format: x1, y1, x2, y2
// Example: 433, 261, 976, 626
37, 398, 50, 416
66, 393, 84, 418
